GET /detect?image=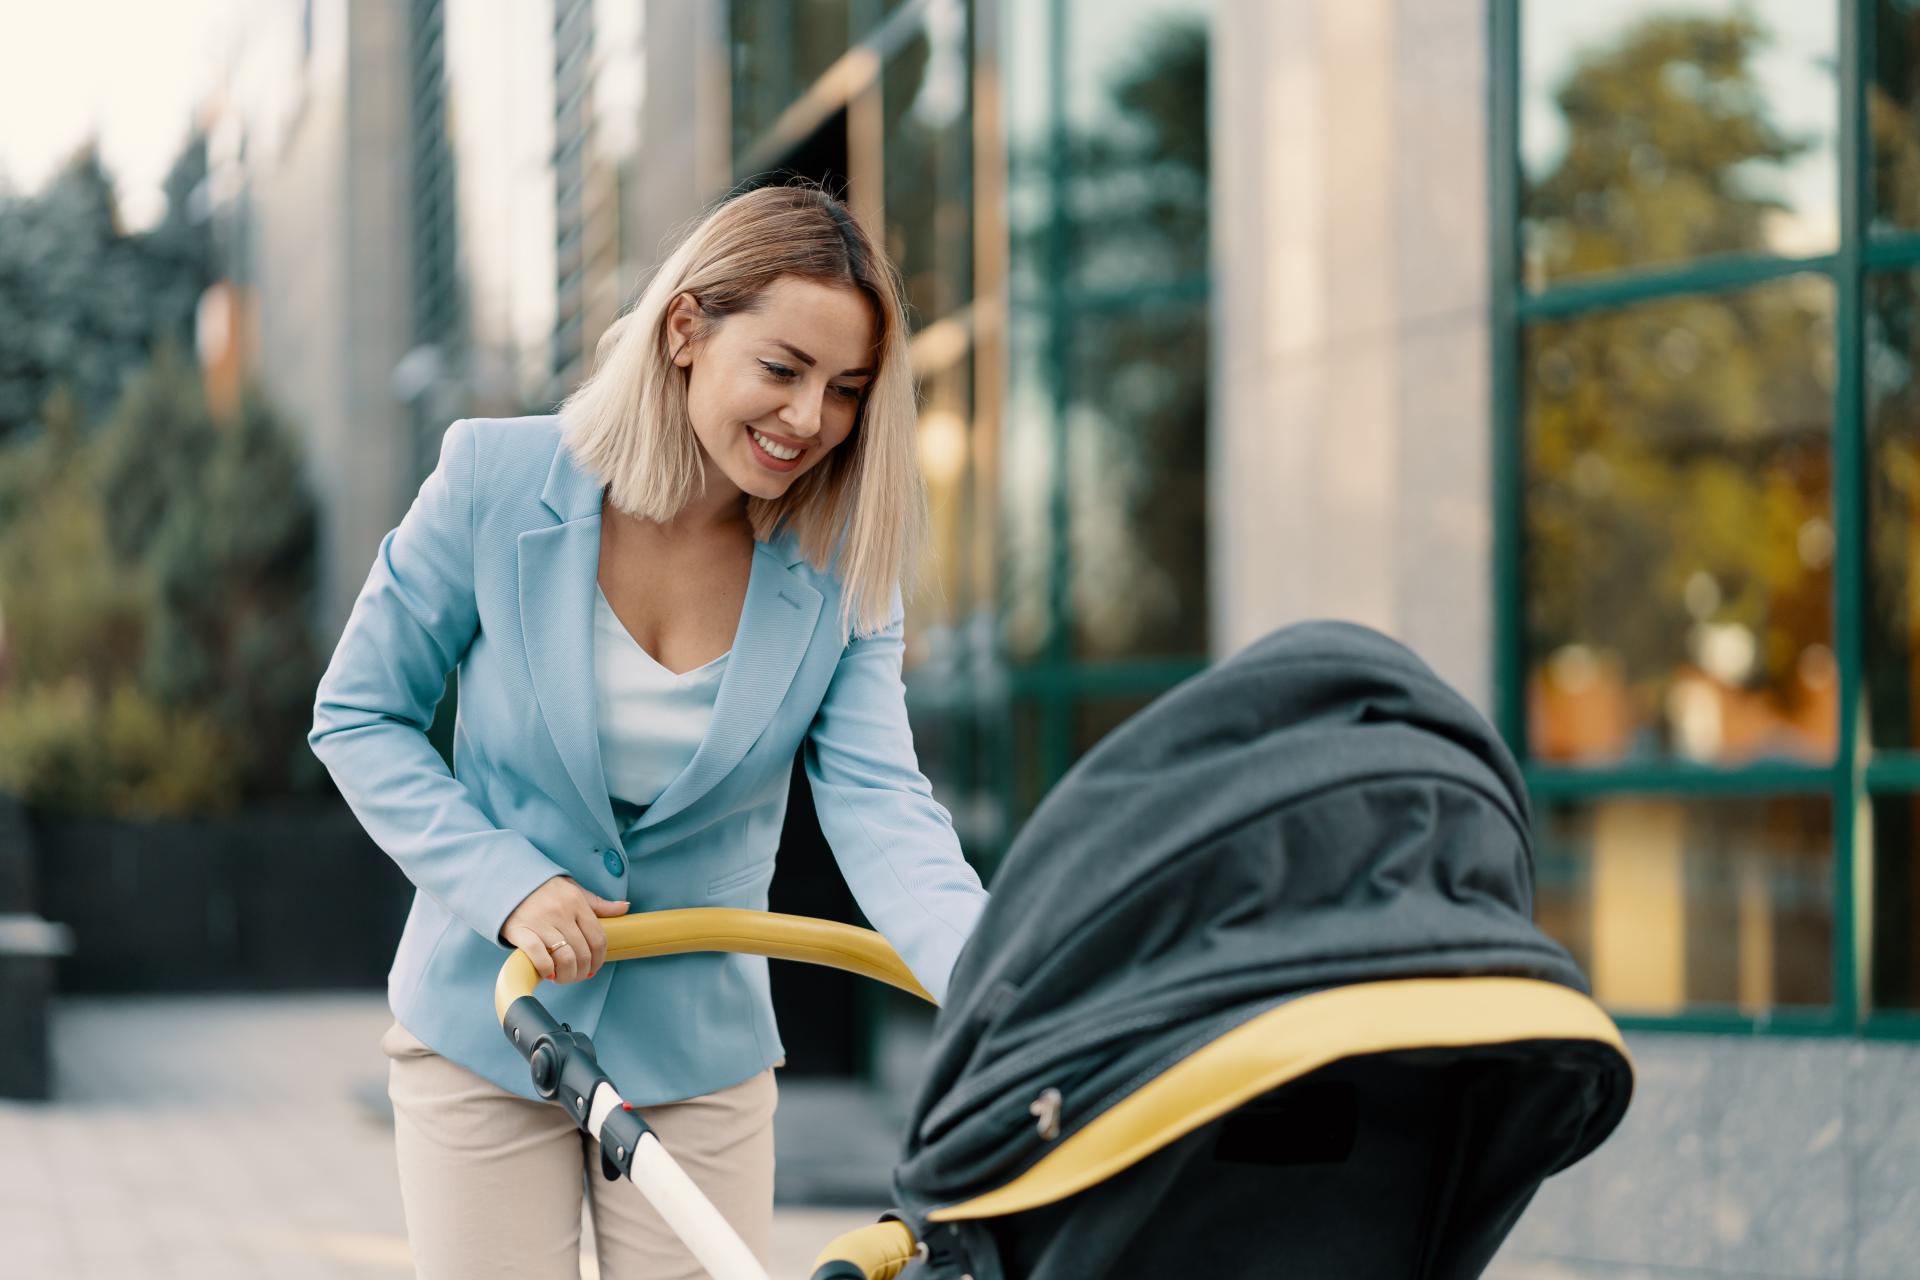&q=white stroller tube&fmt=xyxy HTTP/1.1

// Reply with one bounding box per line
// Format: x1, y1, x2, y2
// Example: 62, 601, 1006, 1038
627, 1132, 768, 1280
582, 1080, 769, 1280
